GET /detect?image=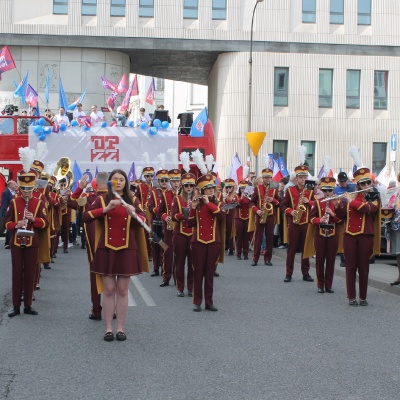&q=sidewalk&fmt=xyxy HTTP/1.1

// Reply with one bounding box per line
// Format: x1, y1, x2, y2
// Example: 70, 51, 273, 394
273, 247, 400, 297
